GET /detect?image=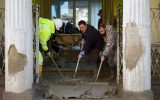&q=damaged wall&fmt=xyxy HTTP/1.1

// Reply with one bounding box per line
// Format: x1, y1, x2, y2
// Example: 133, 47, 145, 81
8, 45, 27, 75
5, 0, 33, 93
124, 22, 144, 70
